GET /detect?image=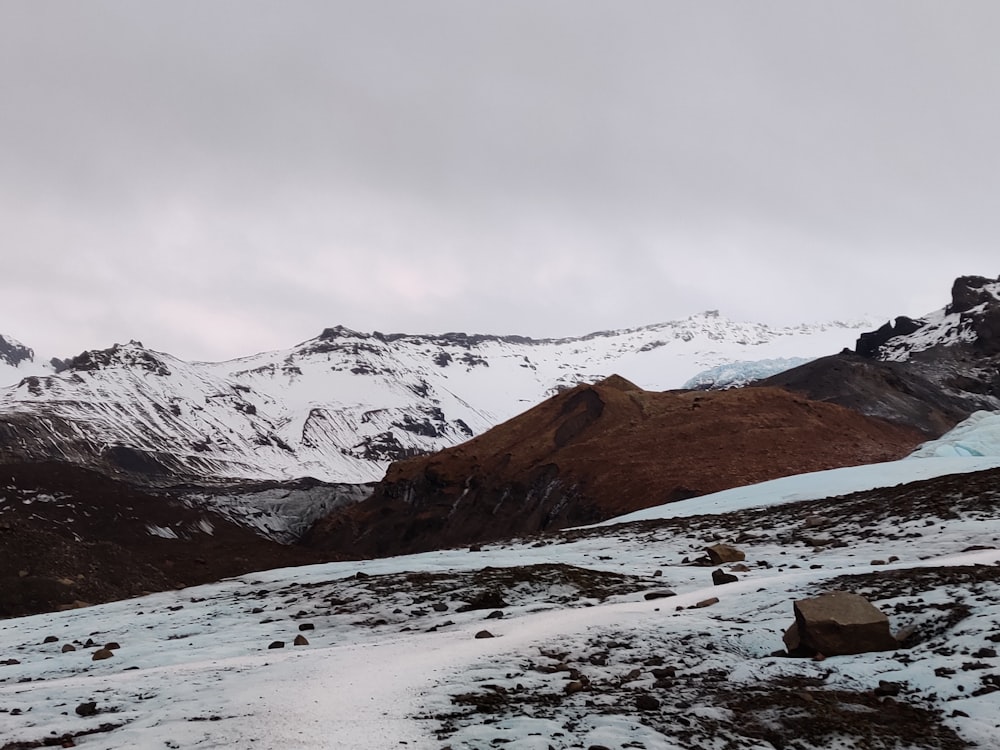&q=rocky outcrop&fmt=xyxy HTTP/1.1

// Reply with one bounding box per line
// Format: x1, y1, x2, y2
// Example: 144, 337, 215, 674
760, 276, 1000, 437
784, 591, 899, 657
303, 379, 923, 559
0, 335, 33, 368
